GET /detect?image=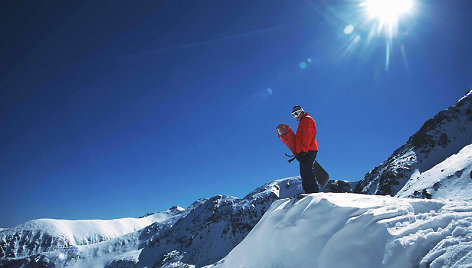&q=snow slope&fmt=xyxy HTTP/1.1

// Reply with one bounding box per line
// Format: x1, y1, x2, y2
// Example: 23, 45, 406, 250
212, 193, 472, 268
396, 143, 472, 200
0, 206, 186, 266
355, 90, 472, 196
